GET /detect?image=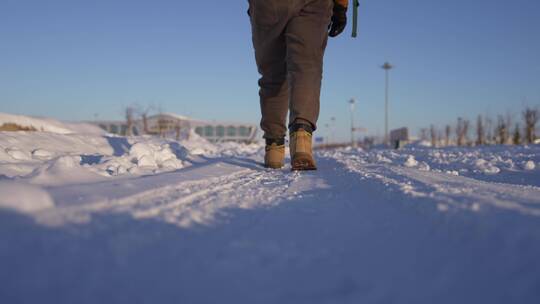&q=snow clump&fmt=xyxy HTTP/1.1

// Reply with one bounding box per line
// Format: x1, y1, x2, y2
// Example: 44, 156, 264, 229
129, 142, 184, 170
404, 155, 419, 167
524, 160, 536, 171
474, 159, 500, 175
418, 162, 431, 171
371, 153, 392, 164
